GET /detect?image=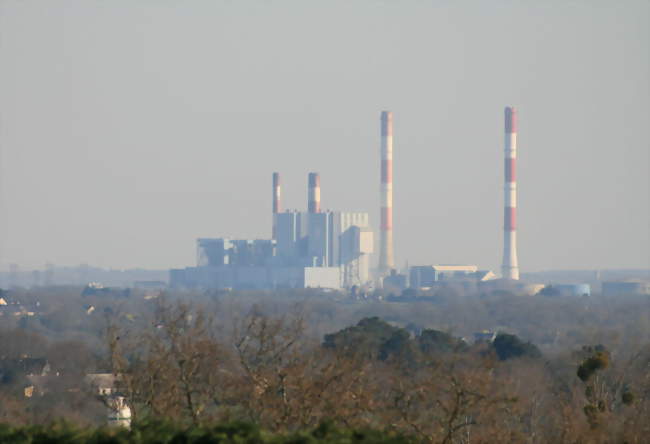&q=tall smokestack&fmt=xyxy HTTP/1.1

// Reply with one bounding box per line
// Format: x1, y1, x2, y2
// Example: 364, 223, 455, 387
308, 172, 321, 213
502, 107, 519, 280
272, 172, 281, 239
379, 111, 394, 274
